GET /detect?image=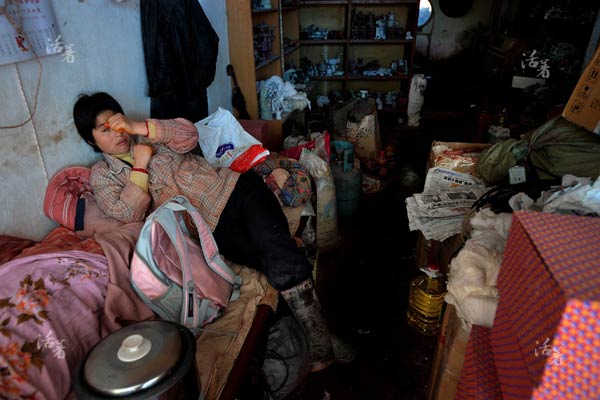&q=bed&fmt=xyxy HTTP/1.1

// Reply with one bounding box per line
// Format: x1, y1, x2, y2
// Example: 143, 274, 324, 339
0, 166, 279, 400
